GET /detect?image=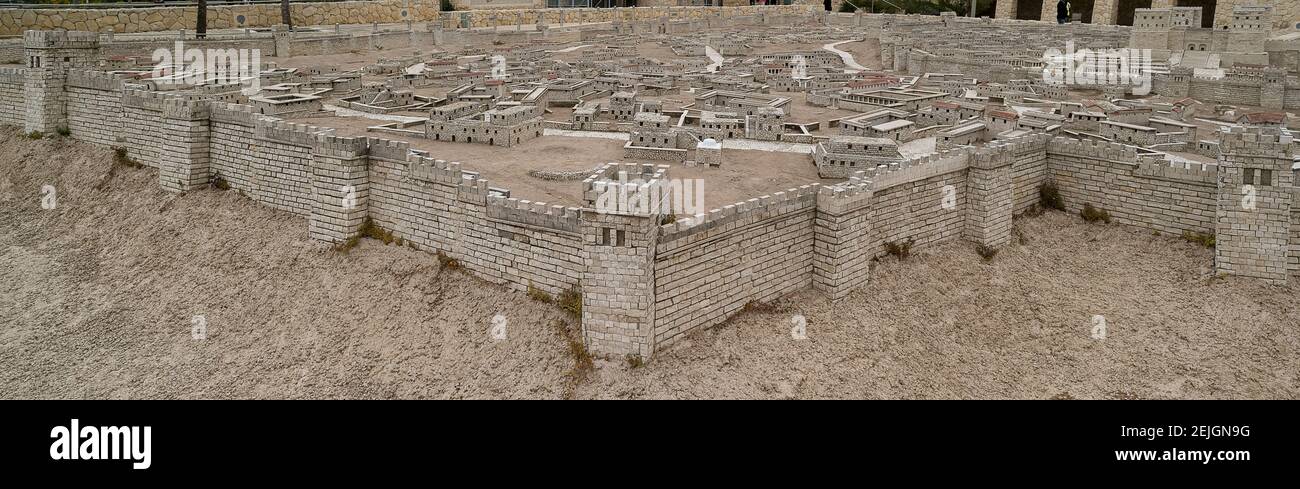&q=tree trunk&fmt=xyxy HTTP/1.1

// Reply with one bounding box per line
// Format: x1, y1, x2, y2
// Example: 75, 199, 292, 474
282, 0, 294, 31
196, 0, 207, 39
